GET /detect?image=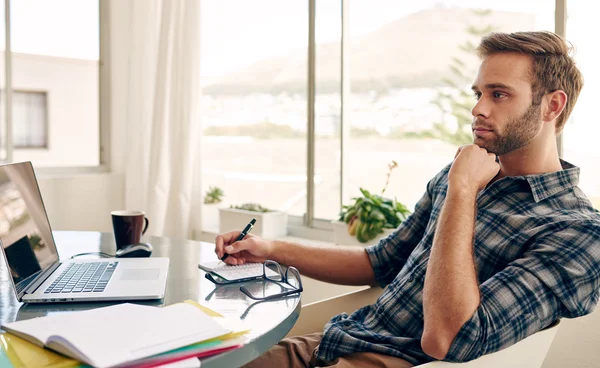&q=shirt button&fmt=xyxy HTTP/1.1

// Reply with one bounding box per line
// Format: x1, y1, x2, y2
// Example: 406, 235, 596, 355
408, 275, 415, 282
